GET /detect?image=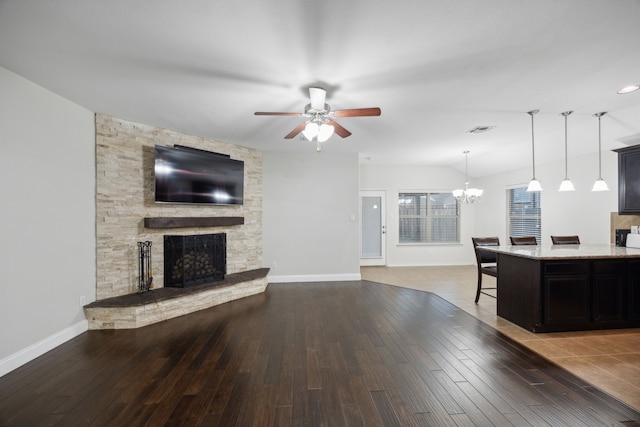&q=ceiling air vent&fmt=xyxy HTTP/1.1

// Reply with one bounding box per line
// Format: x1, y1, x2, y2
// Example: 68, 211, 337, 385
466, 126, 495, 134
